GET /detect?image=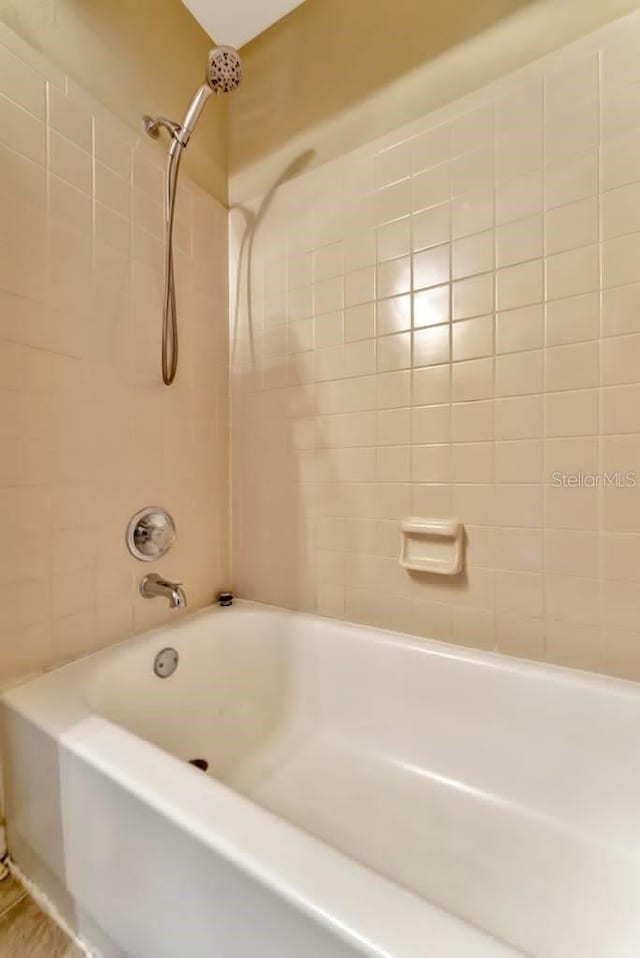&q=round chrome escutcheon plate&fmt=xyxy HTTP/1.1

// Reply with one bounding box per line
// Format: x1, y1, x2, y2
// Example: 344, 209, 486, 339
126, 507, 176, 562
